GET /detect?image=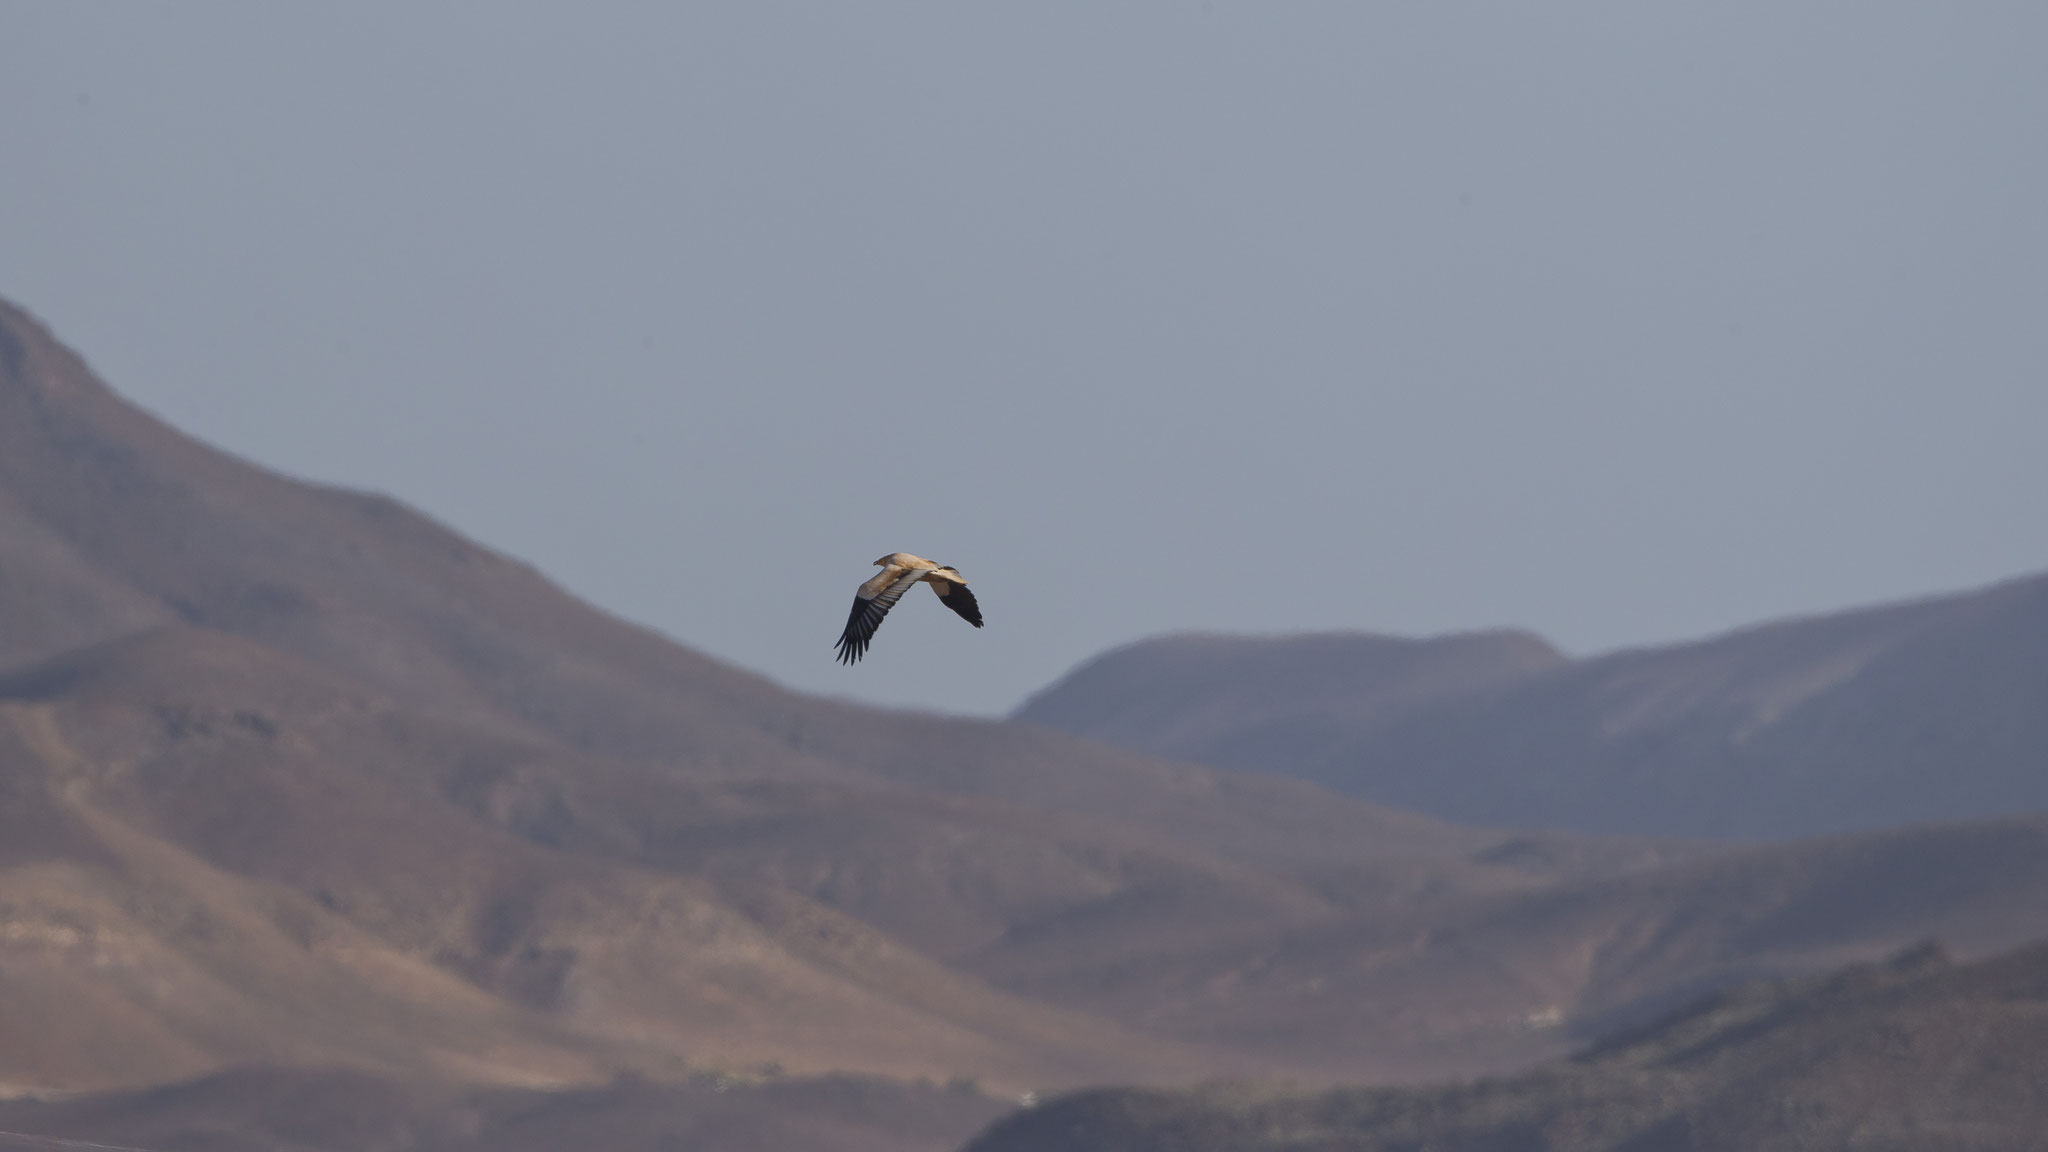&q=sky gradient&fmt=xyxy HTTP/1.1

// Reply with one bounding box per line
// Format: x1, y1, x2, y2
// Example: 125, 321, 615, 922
4, 3, 2045, 715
